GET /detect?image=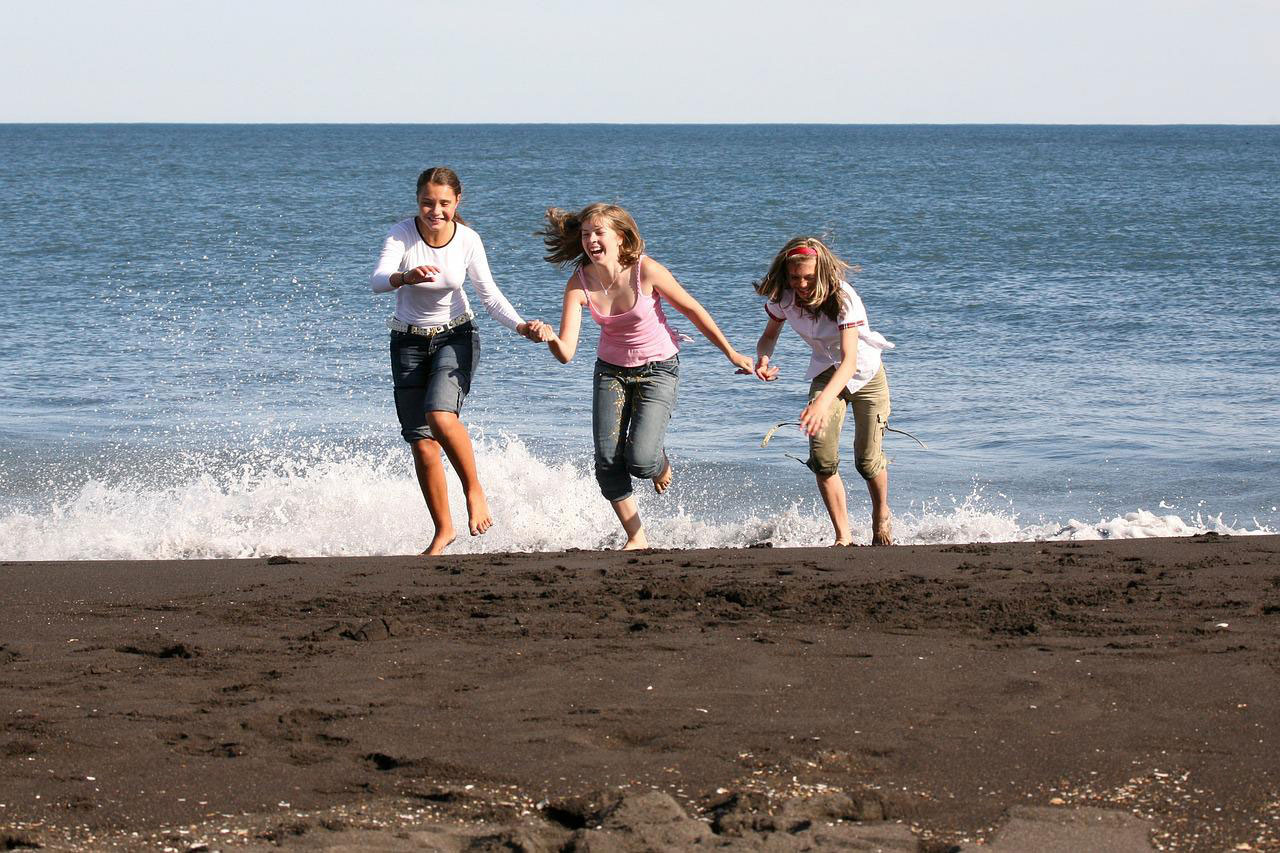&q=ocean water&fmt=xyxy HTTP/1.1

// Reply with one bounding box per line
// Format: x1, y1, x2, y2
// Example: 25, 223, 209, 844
0, 124, 1276, 559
